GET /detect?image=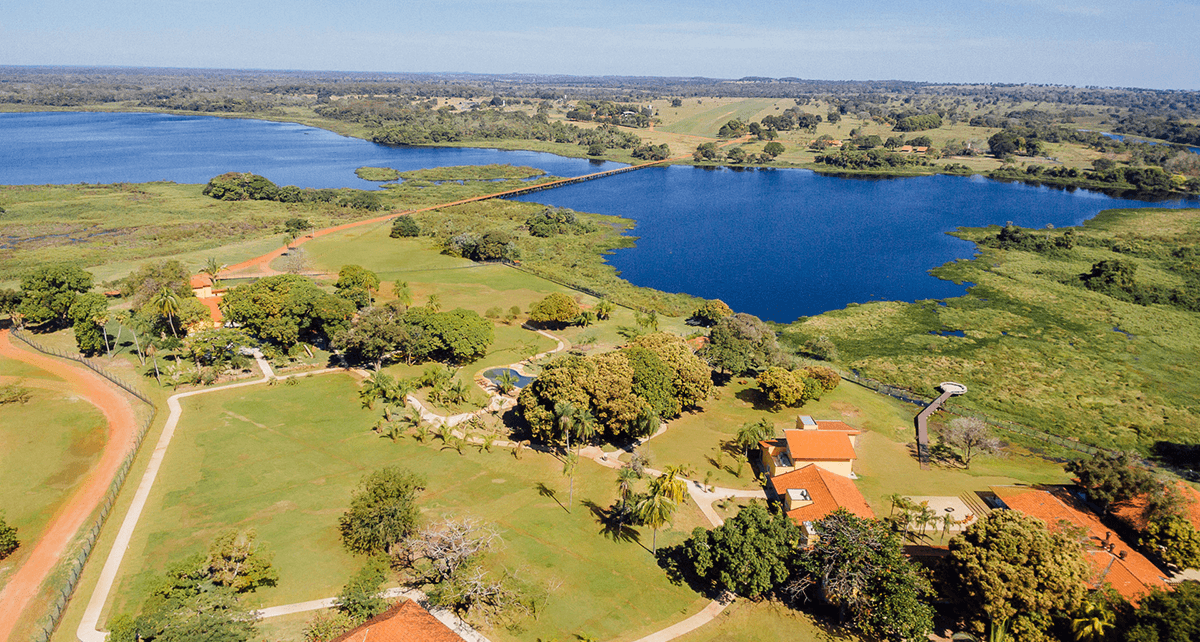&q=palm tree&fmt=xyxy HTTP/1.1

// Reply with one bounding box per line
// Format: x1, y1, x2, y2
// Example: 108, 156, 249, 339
398, 407, 423, 434
651, 466, 688, 505
494, 369, 519, 394
632, 409, 660, 440
615, 466, 641, 526
359, 371, 396, 410
203, 257, 225, 288
595, 300, 614, 320
445, 379, 471, 405
92, 309, 112, 357
636, 492, 677, 553
426, 293, 442, 312
153, 287, 180, 337
886, 493, 905, 517
393, 281, 413, 308
1071, 601, 1114, 642
119, 311, 146, 366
